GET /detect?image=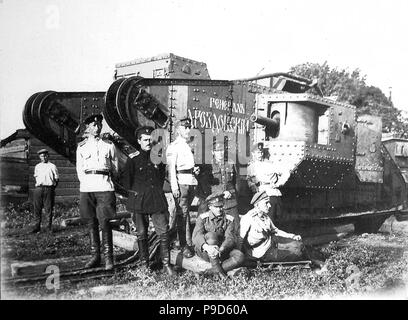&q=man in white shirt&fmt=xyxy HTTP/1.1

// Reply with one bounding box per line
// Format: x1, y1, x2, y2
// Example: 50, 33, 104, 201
247, 142, 290, 222
76, 114, 118, 270
166, 117, 200, 258
240, 191, 304, 263
32, 149, 59, 233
